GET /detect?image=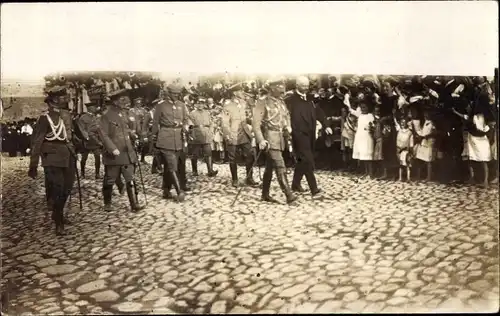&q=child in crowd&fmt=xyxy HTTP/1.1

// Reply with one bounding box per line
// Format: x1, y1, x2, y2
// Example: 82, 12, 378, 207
341, 107, 356, 172
212, 113, 225, 163
351, 101, 375, 178
372, 105, 393, 179
395, 115, 414, 181
412, 109, 437, 182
